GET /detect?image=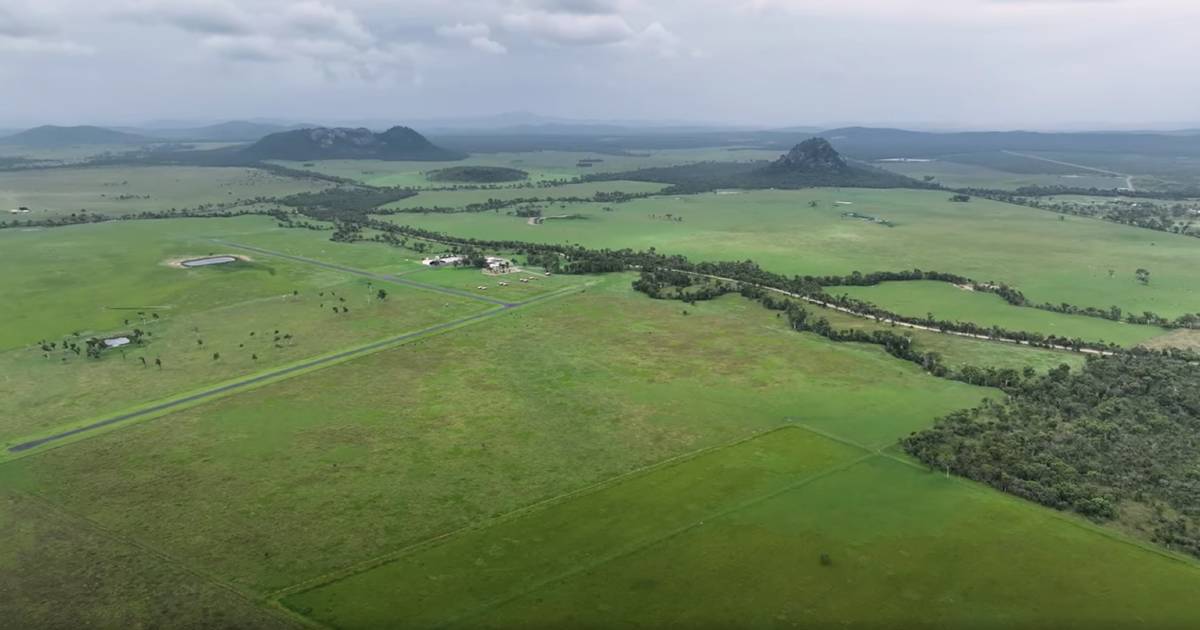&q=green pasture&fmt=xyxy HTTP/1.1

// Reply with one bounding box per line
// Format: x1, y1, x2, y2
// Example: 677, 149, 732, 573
0, 165, 326, 219
0, 489, 299, 629
381, 187, 1200, 318
0, 274, 487, 446
0, 279, 989, 596
836, 280, 1163, 346
283, 427, 866, 628
460, 451, 1200, 629
875, 158, 1122, 190
0, 217, 339, 350
801, 299, 1086, 373
382, 180, 667, 211
275, 147, 779, 188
